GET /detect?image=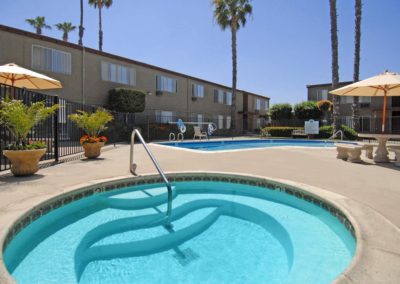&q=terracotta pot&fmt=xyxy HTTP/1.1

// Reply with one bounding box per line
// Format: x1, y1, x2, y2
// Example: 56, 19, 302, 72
82, 142, 105, 159
3, 148, 47, 176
